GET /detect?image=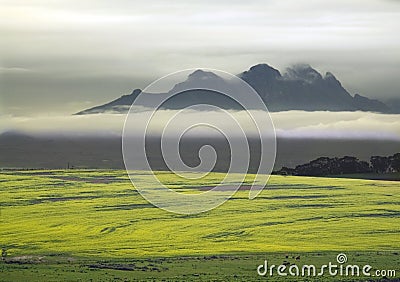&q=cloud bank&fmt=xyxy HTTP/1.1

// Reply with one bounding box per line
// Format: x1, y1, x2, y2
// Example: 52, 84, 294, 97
1, 111, 399, 141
